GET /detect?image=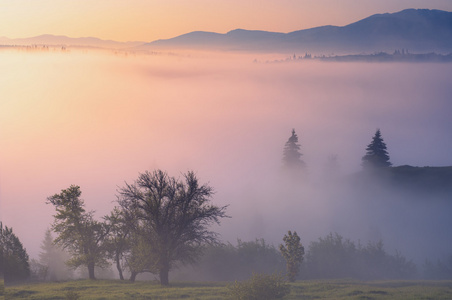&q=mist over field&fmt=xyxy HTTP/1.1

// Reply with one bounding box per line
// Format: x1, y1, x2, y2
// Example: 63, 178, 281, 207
1, 48, 452, 272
